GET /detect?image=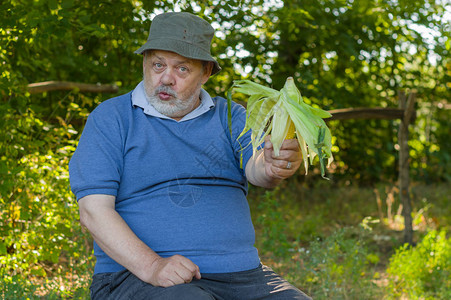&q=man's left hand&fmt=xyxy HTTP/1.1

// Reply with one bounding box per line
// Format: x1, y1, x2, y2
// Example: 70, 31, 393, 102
263, 136, 302, 180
